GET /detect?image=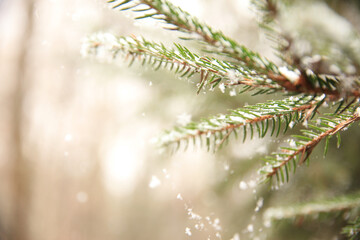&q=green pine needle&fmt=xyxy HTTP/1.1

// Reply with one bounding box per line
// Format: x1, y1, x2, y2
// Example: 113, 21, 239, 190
259, 109, 360, 185
155, 95, 320, 151
264, 192, 360, 222
81, 33, 283, 93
